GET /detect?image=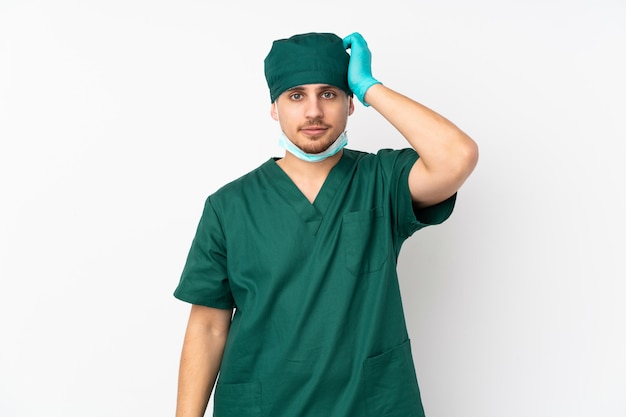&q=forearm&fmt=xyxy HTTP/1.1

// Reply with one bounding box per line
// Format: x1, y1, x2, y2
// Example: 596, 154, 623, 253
365, 83, 476, 173
176, 310, 231, 417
